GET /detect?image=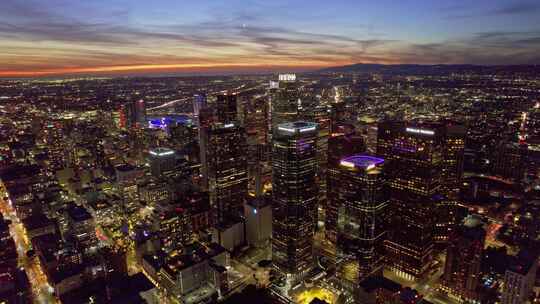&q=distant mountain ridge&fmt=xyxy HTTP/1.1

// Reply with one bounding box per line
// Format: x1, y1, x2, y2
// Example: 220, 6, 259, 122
317, 63, 540, 75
